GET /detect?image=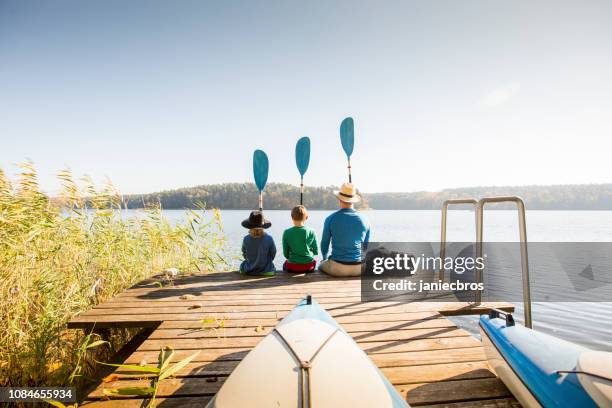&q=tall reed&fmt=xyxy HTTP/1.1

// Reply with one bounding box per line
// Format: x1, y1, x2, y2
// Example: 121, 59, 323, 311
0, 163, 227, 388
